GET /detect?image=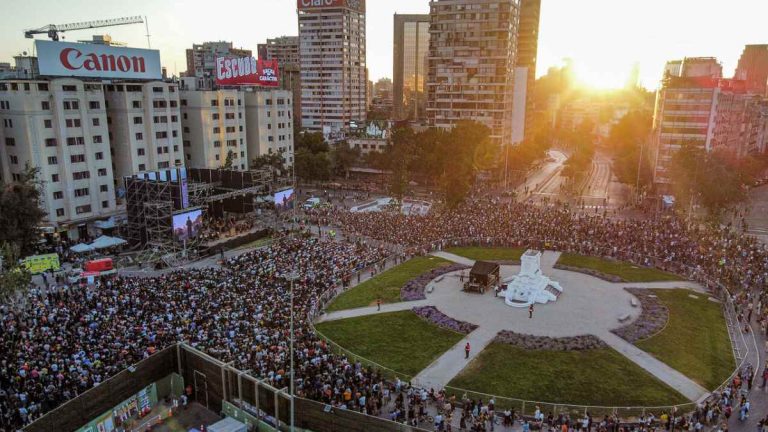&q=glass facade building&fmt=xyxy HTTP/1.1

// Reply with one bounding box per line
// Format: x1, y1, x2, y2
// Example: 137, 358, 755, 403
393, 14, 430, 121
